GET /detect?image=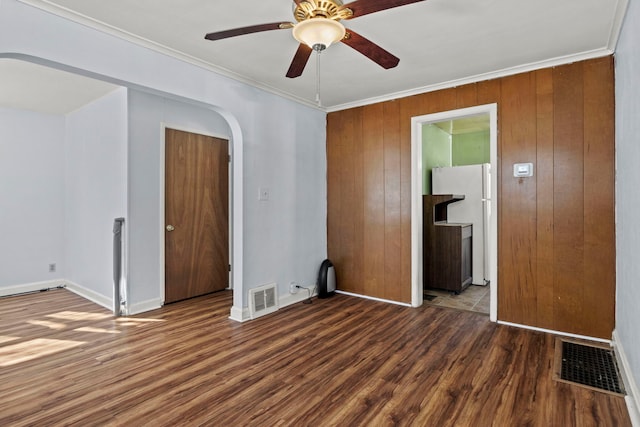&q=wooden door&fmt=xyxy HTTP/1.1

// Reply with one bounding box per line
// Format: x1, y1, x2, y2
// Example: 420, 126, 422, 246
165, 128, 229, 303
